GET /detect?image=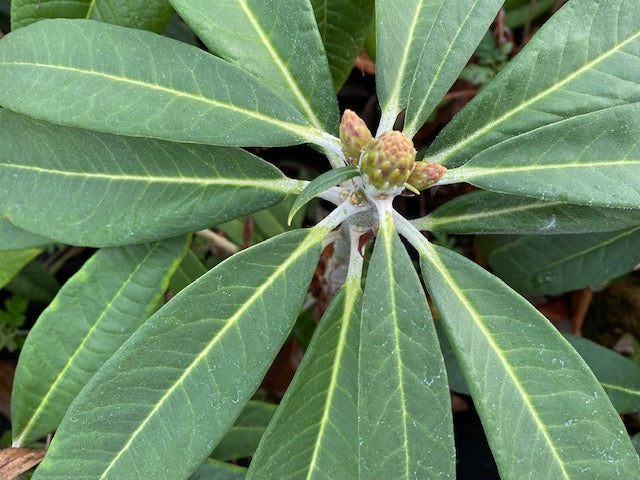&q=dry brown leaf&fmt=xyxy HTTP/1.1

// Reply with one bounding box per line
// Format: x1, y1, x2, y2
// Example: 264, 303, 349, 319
0, 447, 45, 480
